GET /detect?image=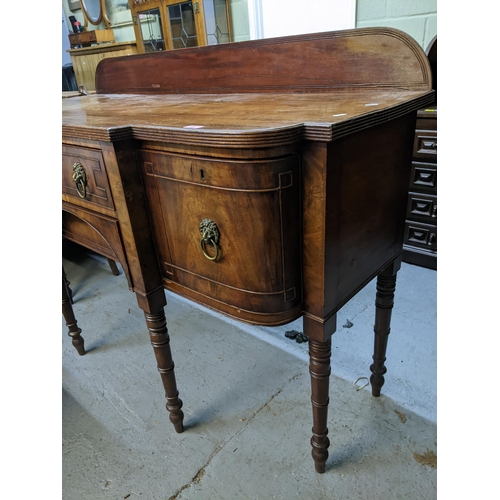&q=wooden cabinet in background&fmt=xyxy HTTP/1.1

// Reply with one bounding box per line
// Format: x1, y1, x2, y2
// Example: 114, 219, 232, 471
68, 42, 138, 91
402, 108, 437, 268
402, 36, 437, 270
129, 0, 233, 53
